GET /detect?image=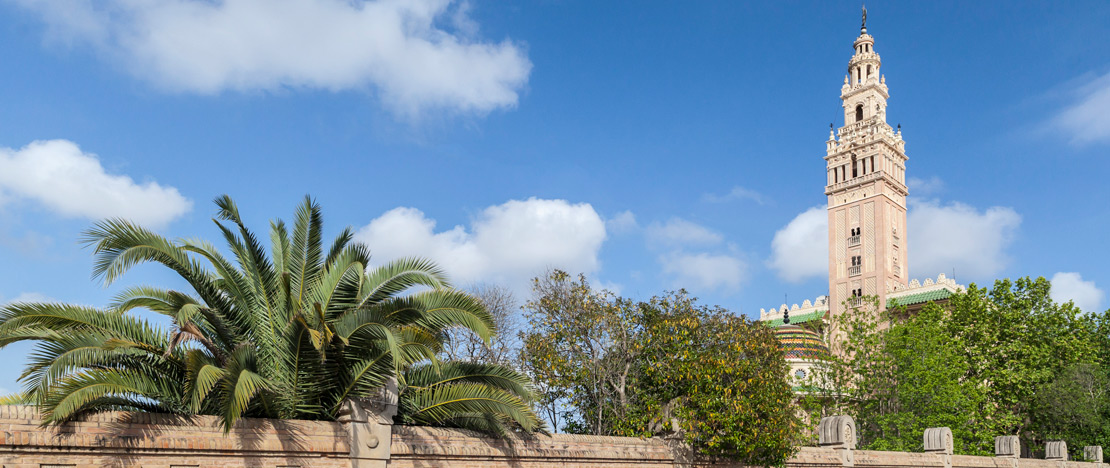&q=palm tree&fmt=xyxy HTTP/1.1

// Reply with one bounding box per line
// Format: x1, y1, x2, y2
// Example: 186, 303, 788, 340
0, 195, 540, 434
